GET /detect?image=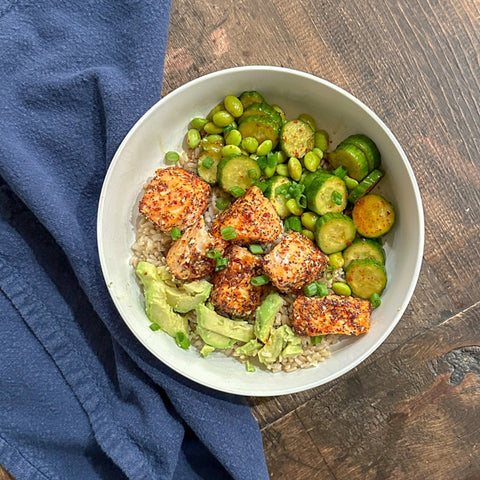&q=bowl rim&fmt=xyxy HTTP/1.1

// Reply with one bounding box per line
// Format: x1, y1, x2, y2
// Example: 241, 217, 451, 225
97, 65, 425, 396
